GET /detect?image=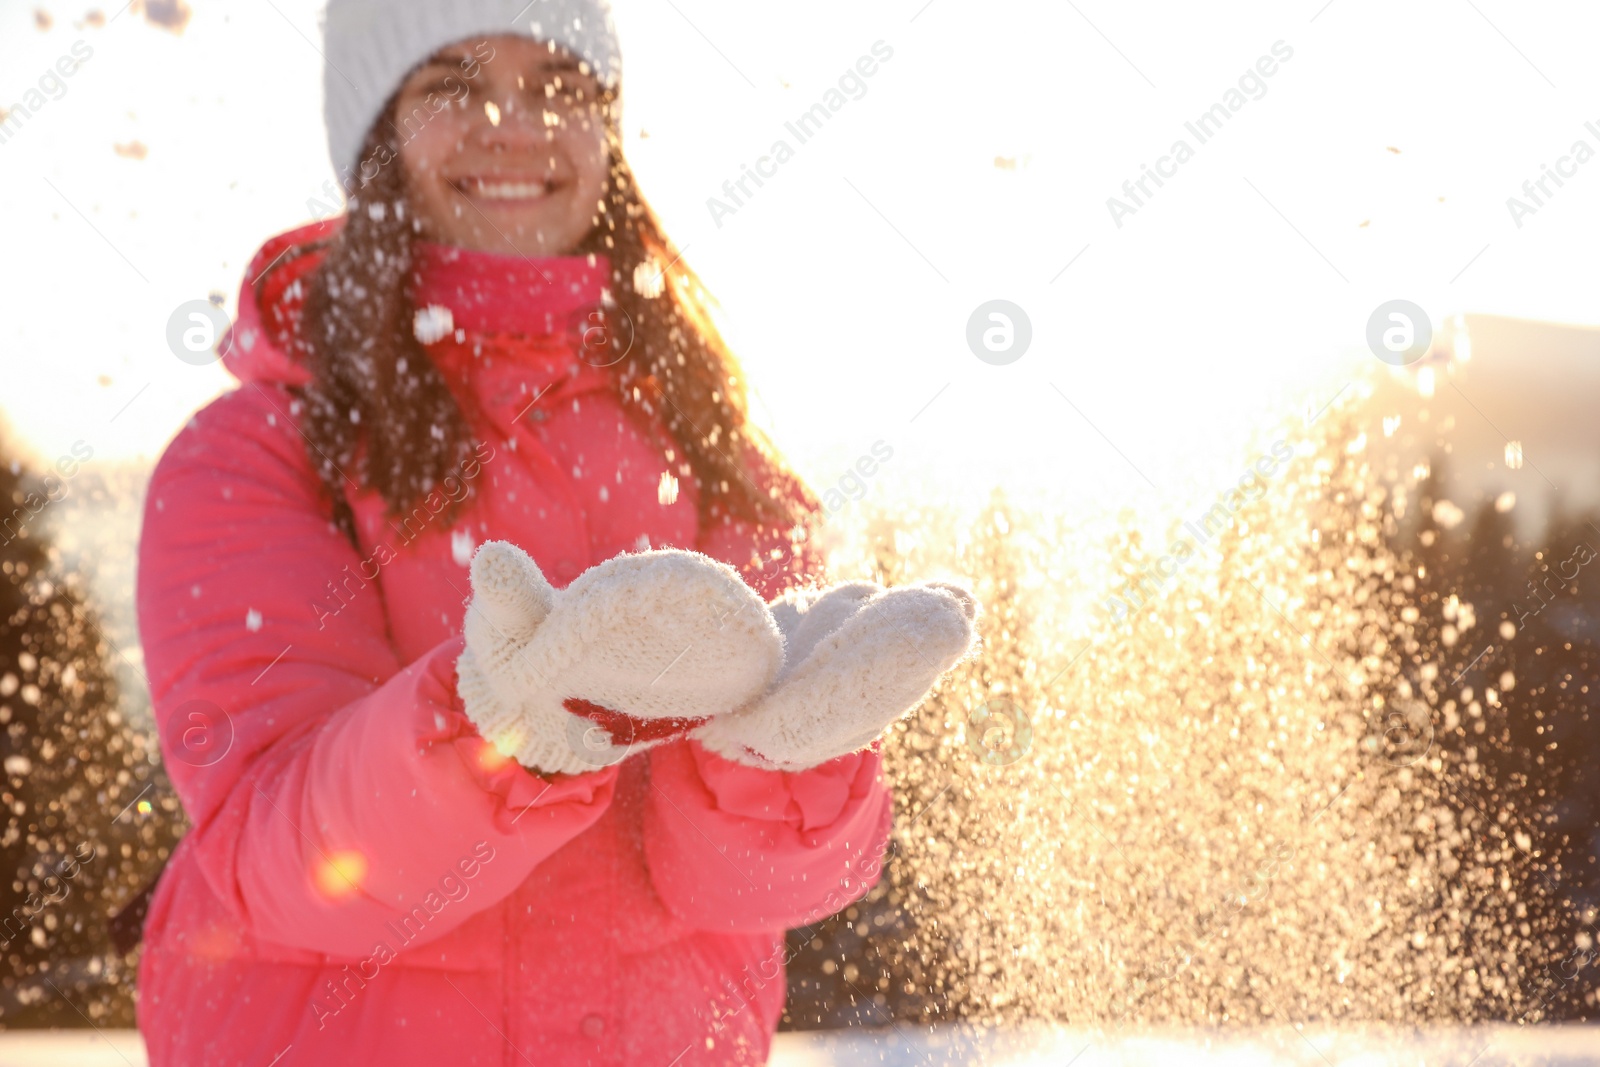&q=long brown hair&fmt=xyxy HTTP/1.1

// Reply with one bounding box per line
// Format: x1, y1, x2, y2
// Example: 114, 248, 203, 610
297, 86, 812, 547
